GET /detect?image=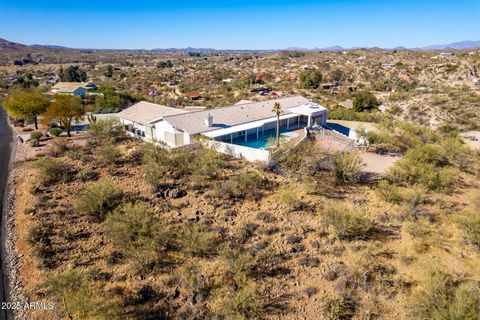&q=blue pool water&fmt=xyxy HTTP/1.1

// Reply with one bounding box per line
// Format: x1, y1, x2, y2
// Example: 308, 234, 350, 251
325, 122, 350, 137
228, 128, 300, 149
71, 124, 89, 132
